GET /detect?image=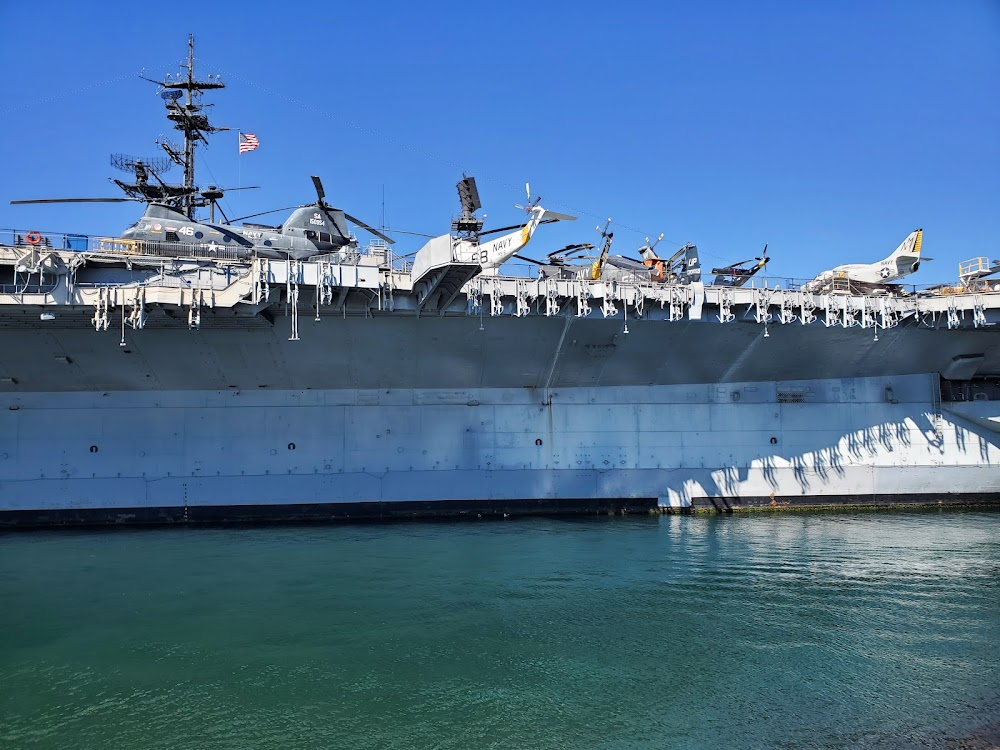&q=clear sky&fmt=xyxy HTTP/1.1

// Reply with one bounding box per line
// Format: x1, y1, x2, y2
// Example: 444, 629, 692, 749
1, 0, 998, 284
